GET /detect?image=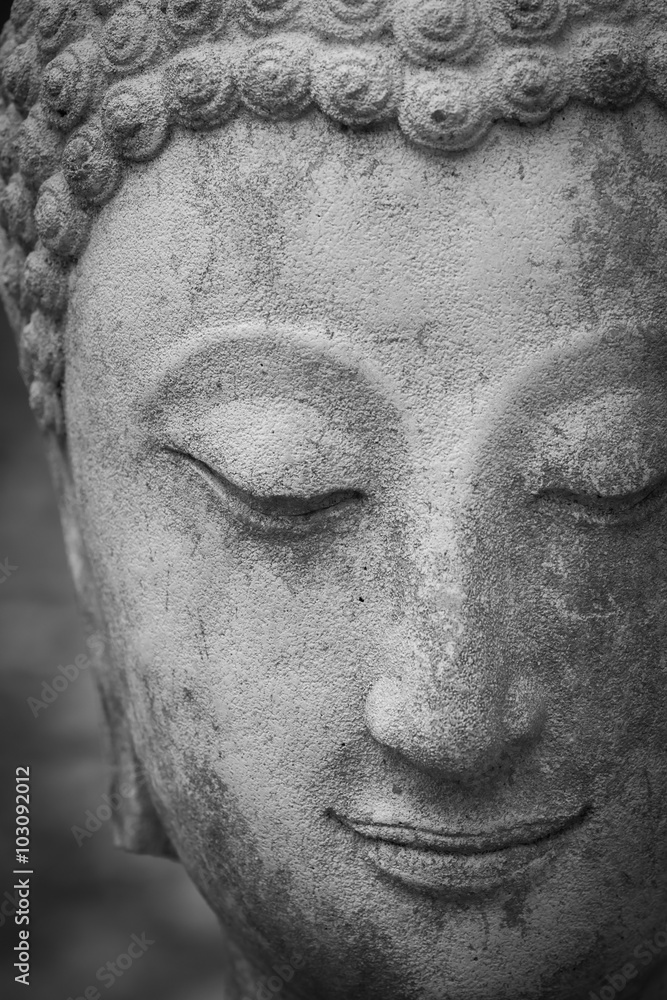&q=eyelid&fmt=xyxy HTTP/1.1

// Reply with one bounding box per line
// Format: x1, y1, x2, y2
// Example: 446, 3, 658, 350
534, 473, 667, 522
162, 397, 372, 499
168, 449, 365, 528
